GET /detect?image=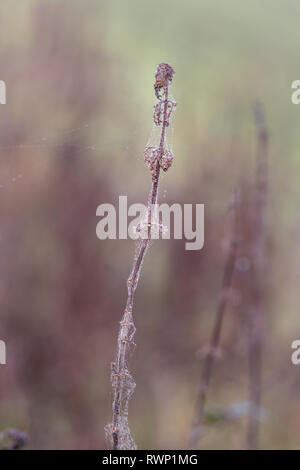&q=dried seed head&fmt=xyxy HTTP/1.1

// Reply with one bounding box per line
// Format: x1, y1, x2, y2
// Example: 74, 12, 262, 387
154, 63, 175, 99
159, 149, 174, 172
144, 146, 160, 172
153, 101, 163, 126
